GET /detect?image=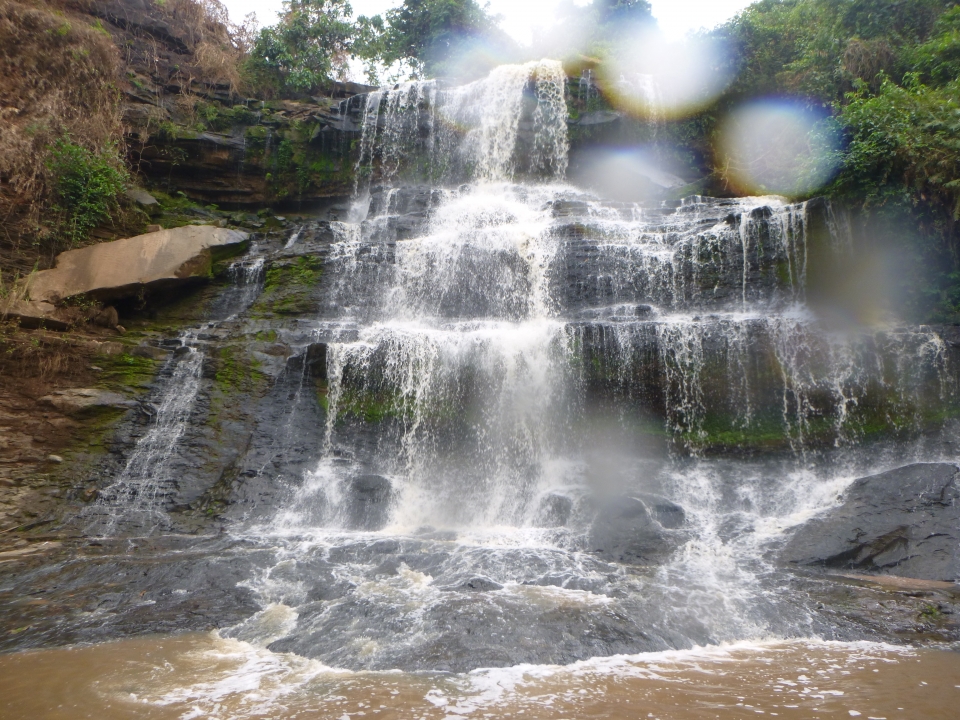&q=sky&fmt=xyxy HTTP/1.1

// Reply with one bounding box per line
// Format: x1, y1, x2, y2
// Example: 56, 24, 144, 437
222, 0, 755, 44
